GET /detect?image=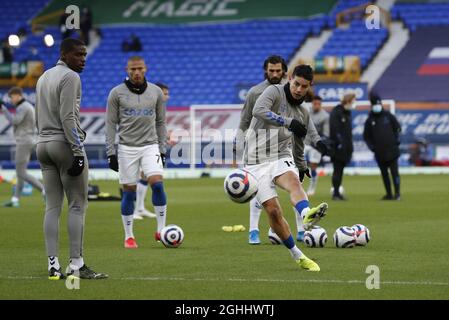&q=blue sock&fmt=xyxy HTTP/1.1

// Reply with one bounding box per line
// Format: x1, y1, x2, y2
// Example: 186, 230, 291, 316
311, 169, 317, 181
151, 182, 167, 206
121, 191, 135, 216
282, 235, 295, 249
139, 179, 148, 186
295, 200, 309, 217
